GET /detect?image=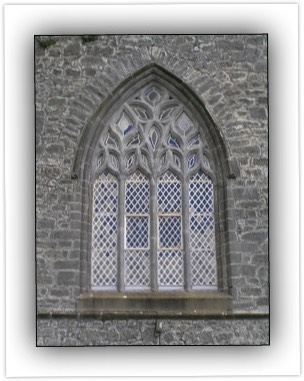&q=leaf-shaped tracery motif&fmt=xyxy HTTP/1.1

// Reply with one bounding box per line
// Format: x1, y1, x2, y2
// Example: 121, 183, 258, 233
159, 105, 178, 120
167, 134, 180, 148
93, 84, 208, 175
141, 153, 149, 169
188, 153, 198, 169
177, 112, 193, 134
116, 111, 134, 135
132, 106, 150, 121
145, 86, 162, 105
109, 153, 119, 169
188, 134, 200, 147
91, 83, 217, 291
126, 153, 135, 169
173, 153, 181, 169
105, 133, 118, 148
149, 126, 159, 151
127, 134, 141, 147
